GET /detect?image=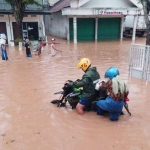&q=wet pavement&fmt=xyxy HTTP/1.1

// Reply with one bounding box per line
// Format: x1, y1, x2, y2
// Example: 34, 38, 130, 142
0, 36, 150, 150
